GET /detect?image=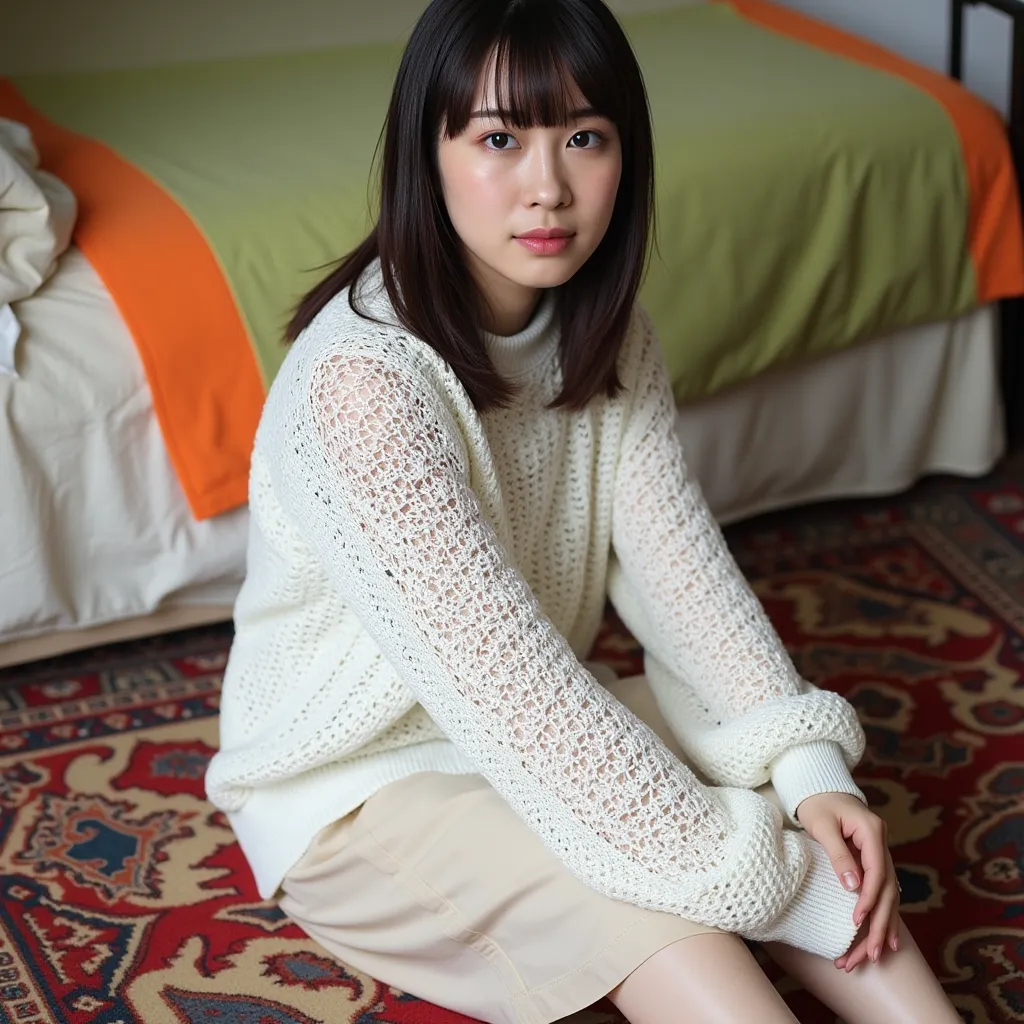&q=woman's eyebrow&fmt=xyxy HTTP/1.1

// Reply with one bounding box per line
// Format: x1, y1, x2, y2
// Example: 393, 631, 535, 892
468, 106, 600, 120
